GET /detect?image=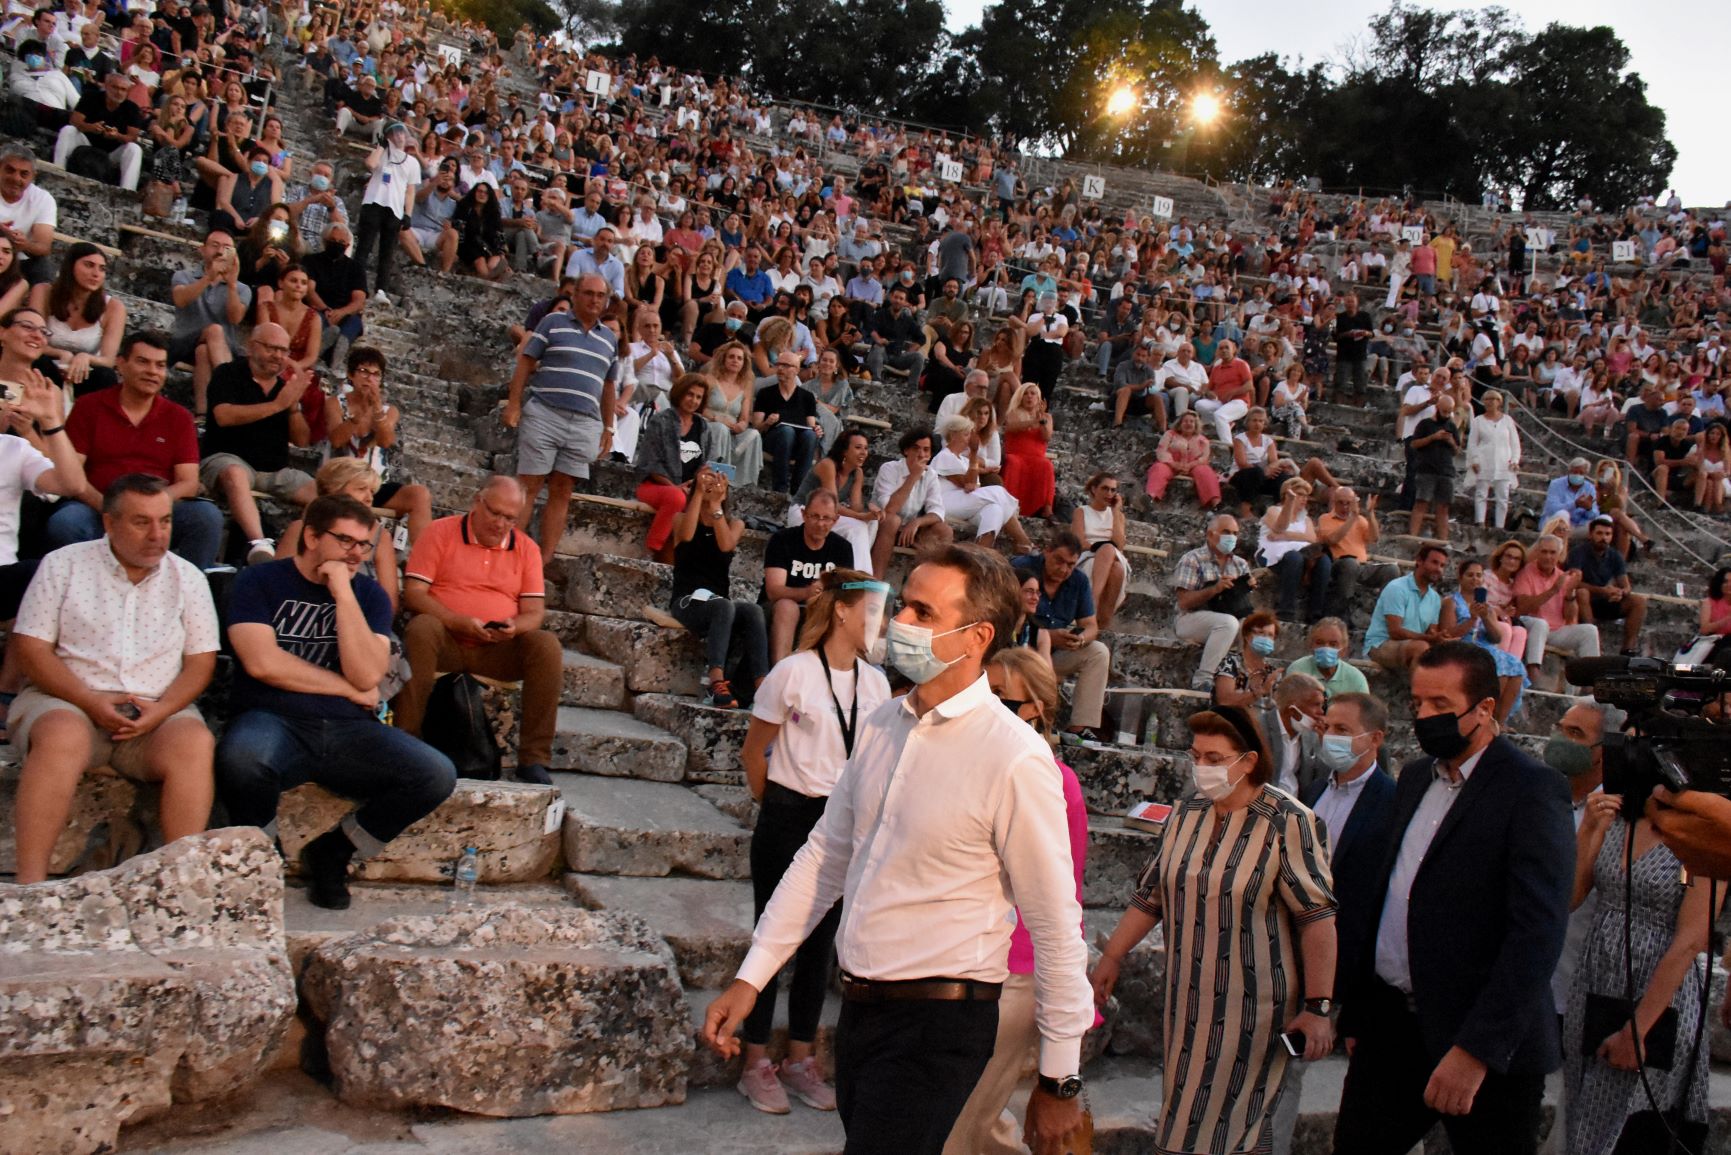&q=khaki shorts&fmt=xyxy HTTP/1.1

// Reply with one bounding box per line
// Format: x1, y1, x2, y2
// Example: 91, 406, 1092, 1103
199, 453, 314, 501
8, 686, 205, 779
